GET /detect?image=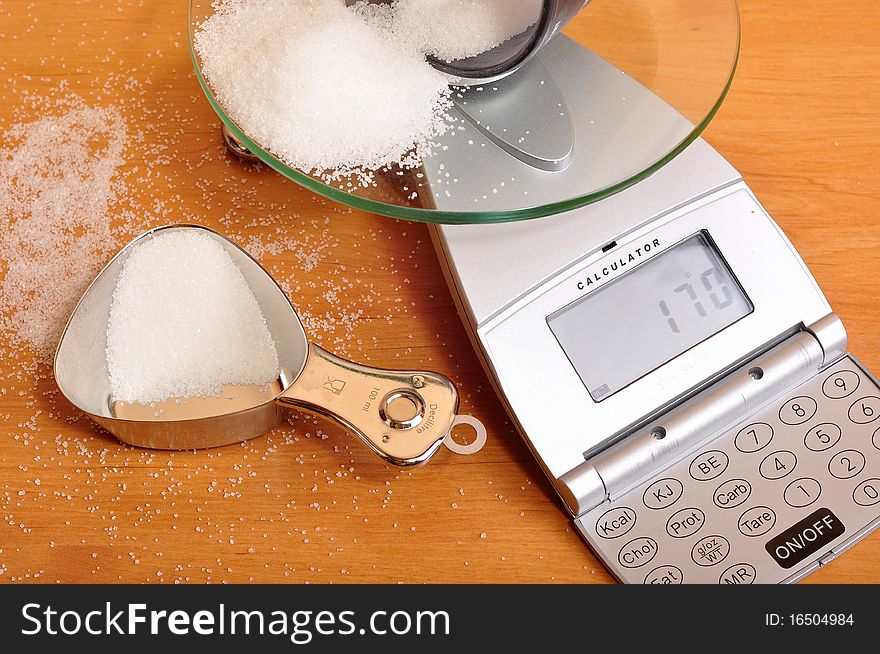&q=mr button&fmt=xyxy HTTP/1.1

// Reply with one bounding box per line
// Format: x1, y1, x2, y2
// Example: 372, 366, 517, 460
765, 508, 845, 569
